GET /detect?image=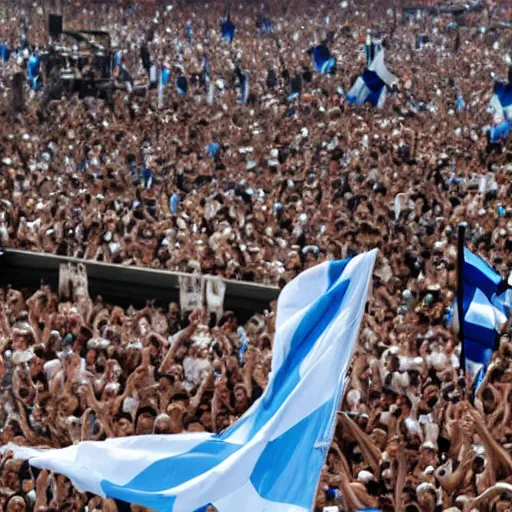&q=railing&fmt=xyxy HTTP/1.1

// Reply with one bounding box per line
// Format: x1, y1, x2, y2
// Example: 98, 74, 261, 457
0, 250, 280, 319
